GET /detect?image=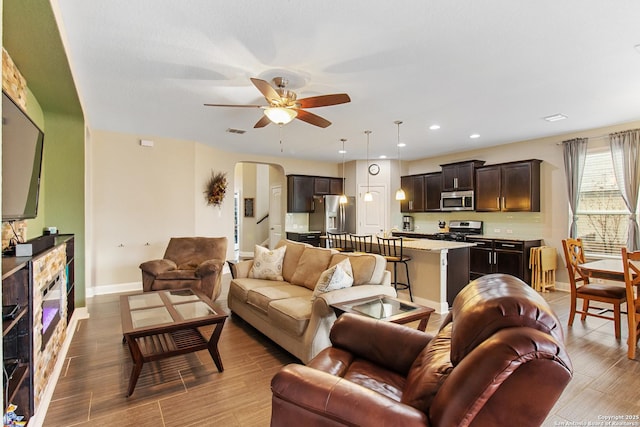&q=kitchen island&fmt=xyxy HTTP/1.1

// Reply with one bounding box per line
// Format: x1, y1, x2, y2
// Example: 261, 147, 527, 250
386, 236, 475, 313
